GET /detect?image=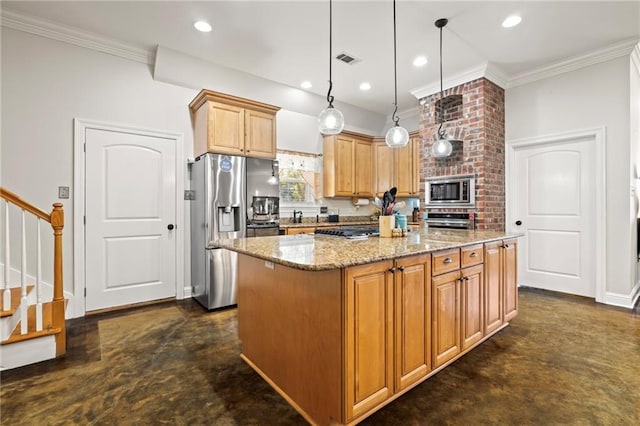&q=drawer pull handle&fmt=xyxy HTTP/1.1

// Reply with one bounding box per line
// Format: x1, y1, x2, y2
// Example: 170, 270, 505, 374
443, 257, 452, 264
470, 252, 477, 258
